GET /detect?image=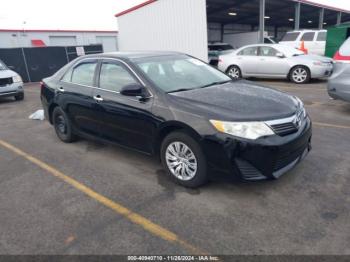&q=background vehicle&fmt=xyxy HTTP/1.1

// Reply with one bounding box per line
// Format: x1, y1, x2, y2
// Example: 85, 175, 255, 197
328, 37, 350, 102
0, 59, 24, 101
208, 43, 235, 66
279, 30, 327, 56
223, 31, 275, 49
218, 44, 333, 84
41, 52, 311, 188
